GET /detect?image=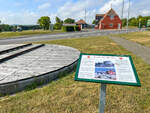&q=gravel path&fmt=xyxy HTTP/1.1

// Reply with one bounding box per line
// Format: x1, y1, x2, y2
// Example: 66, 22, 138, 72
109, 36, 150, 65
